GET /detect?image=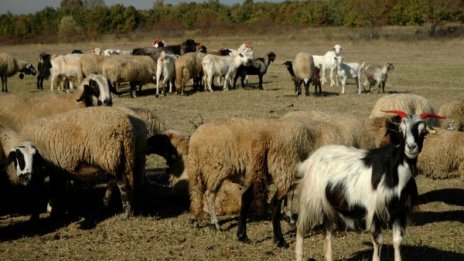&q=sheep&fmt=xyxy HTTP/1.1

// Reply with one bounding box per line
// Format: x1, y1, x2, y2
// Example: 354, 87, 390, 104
0, 77, 115, 132
312, 44, 342, 87
361, 62, 395, 93
18, 106, 148, 220
283, 61, 303, 95
36, 52, 52, 90
175, 51, 206, 95
50, 53, 83, 91
101, 55, 157, 97
124, 107, 166, 137
0, 124, 44, 220
438, 99, 464, 131
333, 56, 365, 94
417, 128, 464, 179
370, 94, 439, 127
187, 117, 314, 247
293, 52, 321, 96
233, 51, 276, 89
0, 53, 37, 92
156, 51, 177, 97
295, 110, 445, 261
132, 38, 198, 57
